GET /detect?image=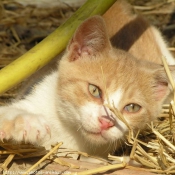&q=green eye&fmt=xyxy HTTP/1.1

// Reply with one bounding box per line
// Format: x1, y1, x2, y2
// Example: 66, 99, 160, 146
88, 84, 101, 98
124, 104, 141, 113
